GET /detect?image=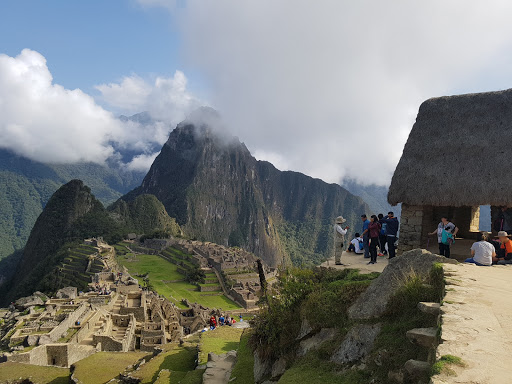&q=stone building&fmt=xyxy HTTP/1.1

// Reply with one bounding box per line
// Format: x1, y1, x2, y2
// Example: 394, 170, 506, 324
388, 88, 512, 253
